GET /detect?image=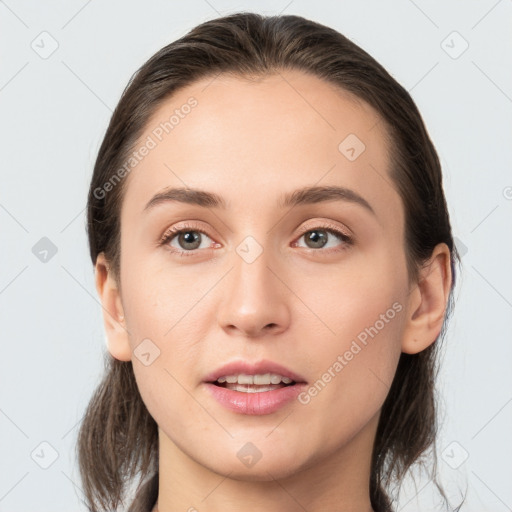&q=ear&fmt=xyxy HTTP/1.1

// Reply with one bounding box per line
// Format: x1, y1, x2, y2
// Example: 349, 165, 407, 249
401, 243, 452, 354
95, 252, 132, 361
